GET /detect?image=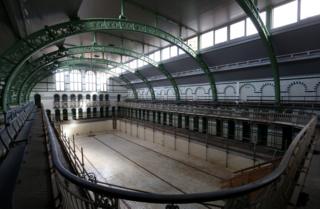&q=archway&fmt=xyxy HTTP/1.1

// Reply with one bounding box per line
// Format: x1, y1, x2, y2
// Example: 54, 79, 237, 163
100, 107, 104, 118
288, 83, 306, 101
87, 108, 92, 119
34, 94, 41, 108
78, 108, 83, 119
71, 109, 76, 120
261, 84, 275, 101
46, 109, 51, 121
224, 86, 236, 100
55, 109, 61, 121
240, 84, 255, 101
63, 109, 68, 121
